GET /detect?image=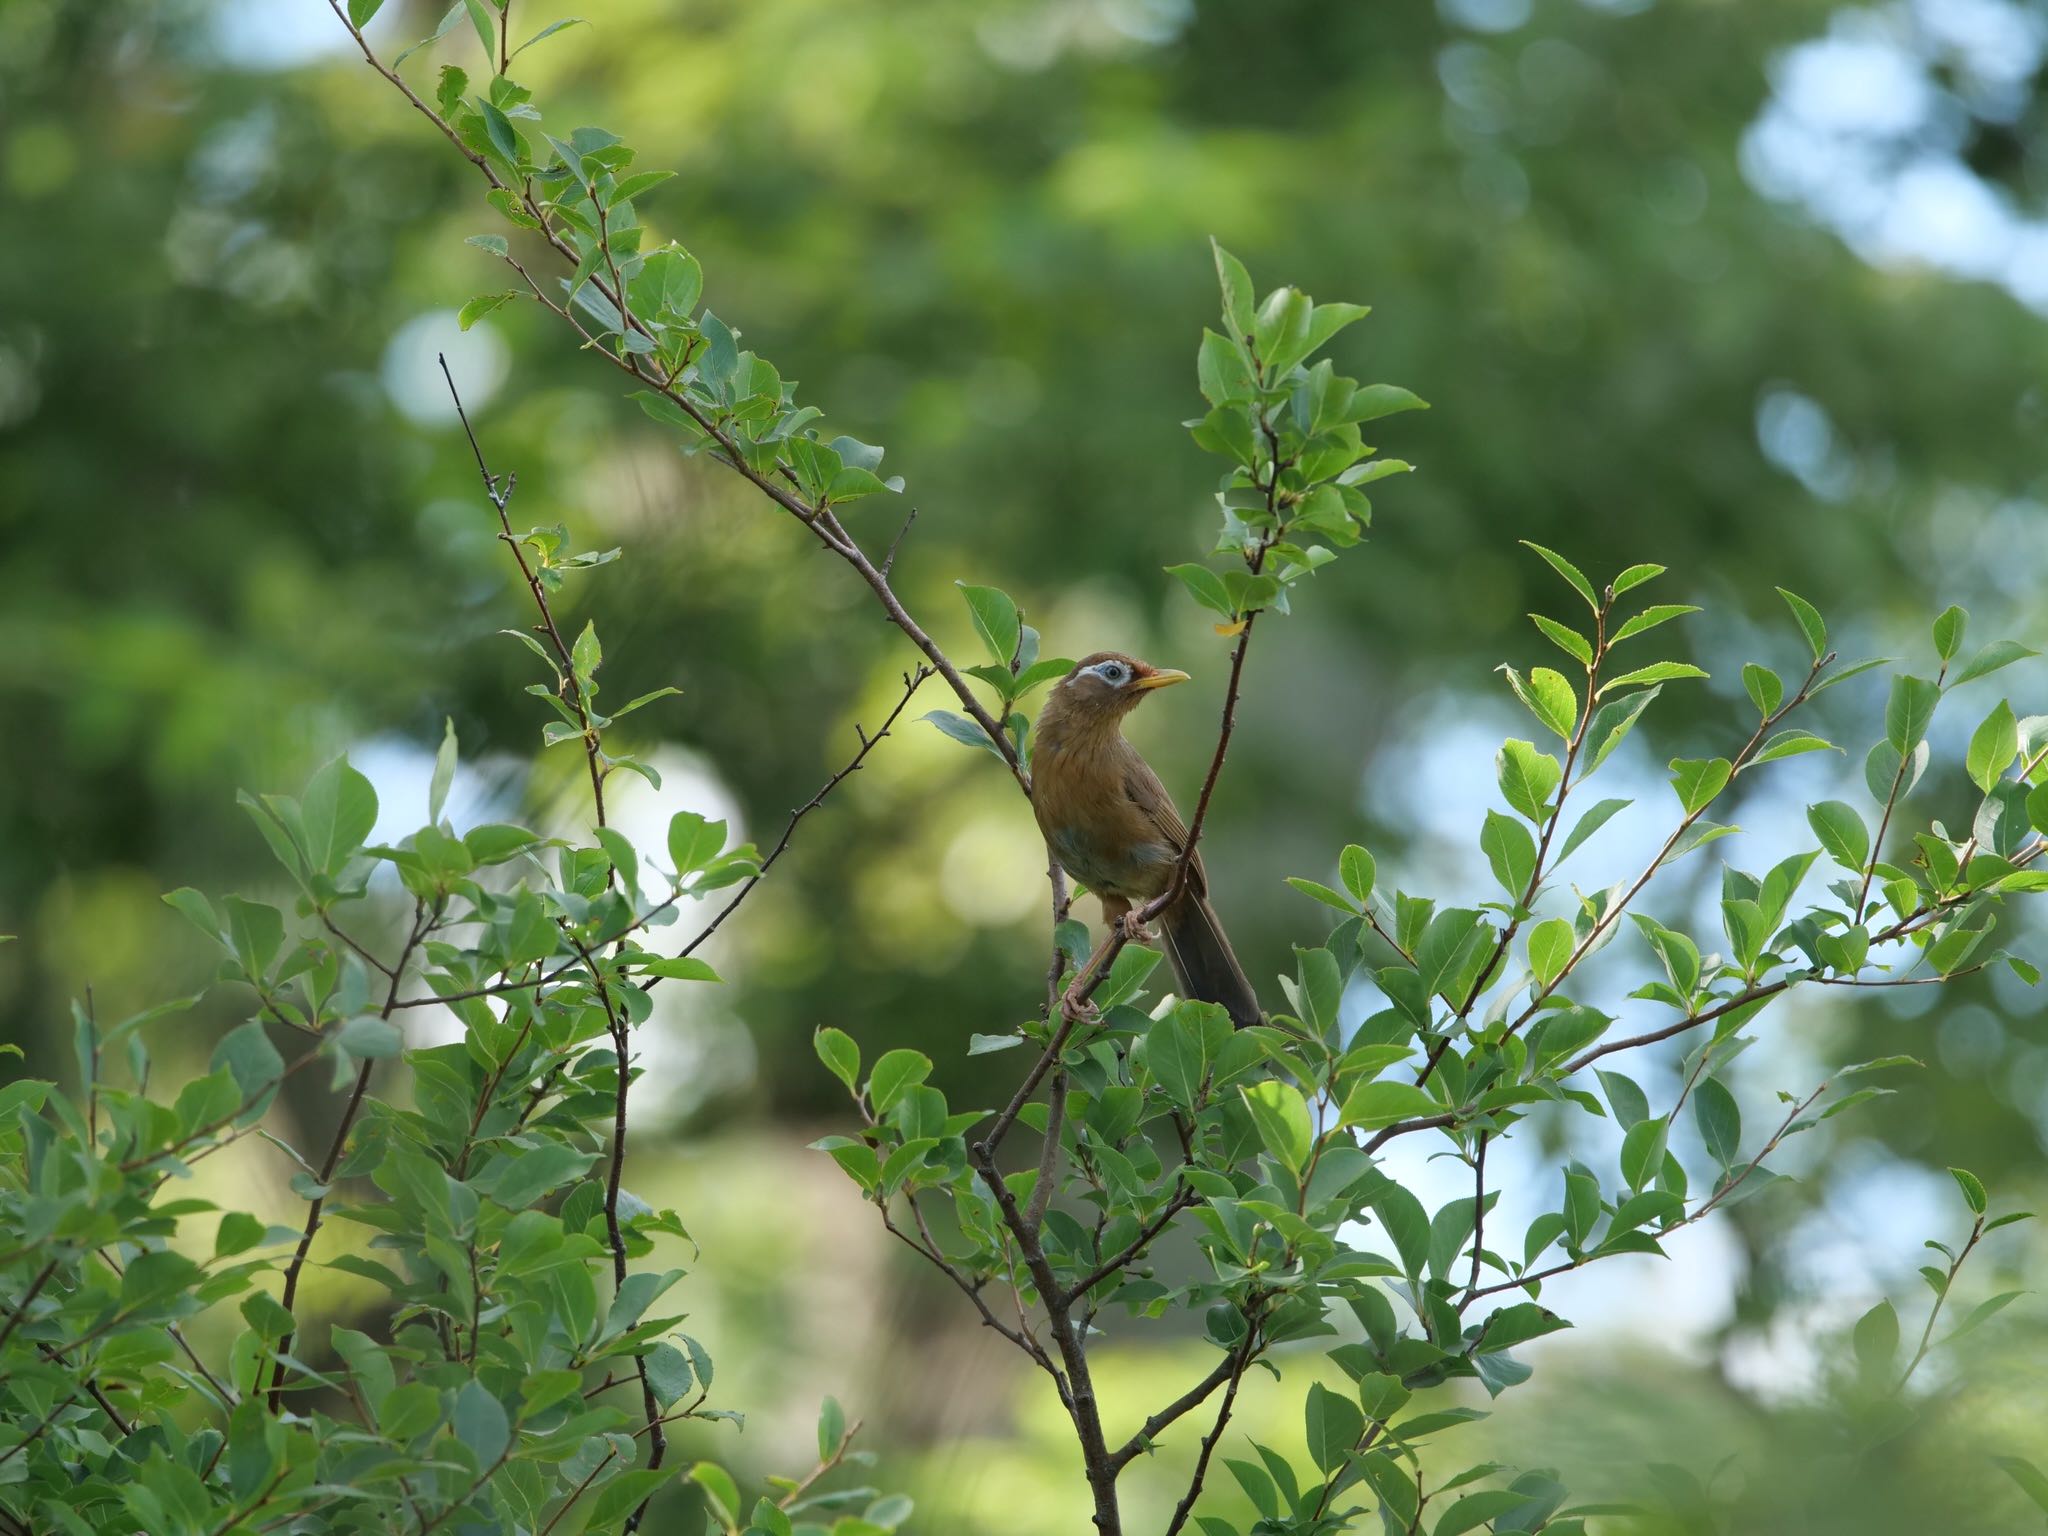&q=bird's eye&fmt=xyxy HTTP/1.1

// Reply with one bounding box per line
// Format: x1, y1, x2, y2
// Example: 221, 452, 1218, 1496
1097, 662, 1127, 685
